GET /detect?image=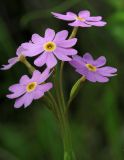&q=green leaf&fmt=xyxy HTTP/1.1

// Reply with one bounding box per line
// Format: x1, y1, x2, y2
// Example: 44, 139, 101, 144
68, 76, 86, 107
